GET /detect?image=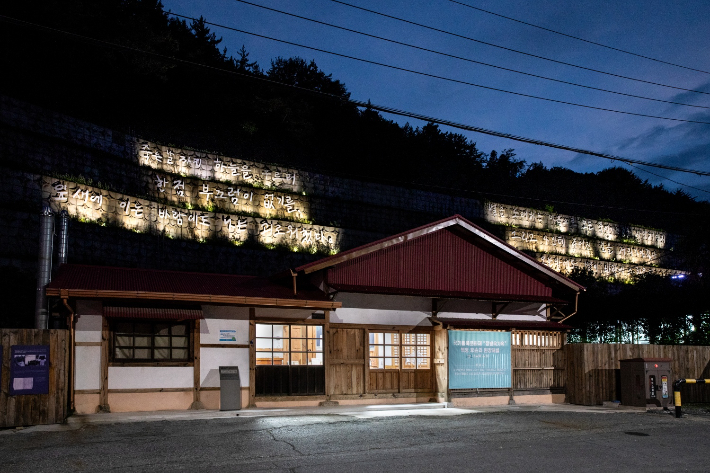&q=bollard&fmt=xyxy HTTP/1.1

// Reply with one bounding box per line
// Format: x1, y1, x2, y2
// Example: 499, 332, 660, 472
673, 379, 710, 418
